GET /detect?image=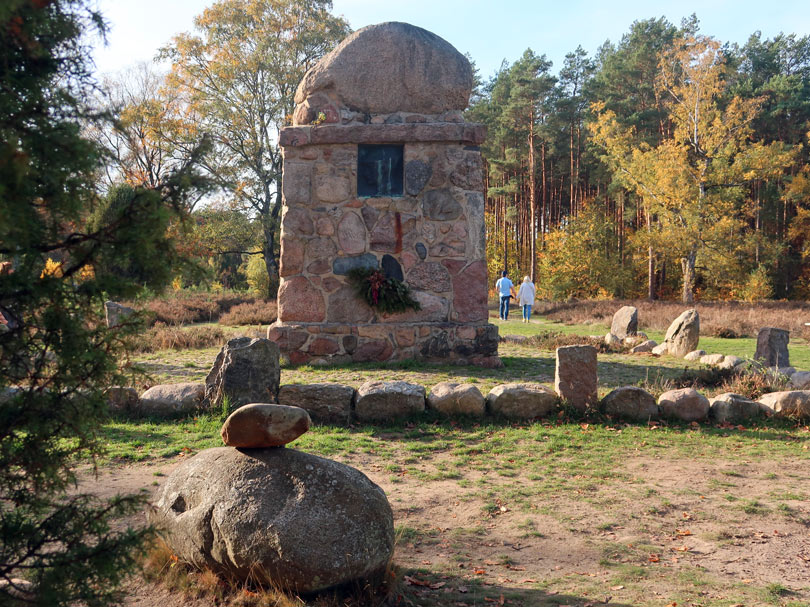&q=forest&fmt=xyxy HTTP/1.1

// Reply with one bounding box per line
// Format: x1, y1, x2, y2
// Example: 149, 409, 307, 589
84, 7, 810, 305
